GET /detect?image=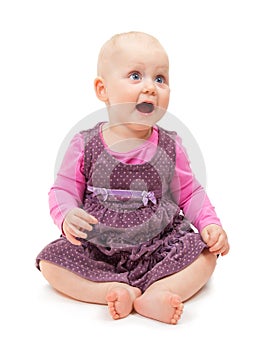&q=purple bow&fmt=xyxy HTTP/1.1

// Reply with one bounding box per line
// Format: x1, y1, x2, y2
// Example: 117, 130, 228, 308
141, 191, 157, 206
90, 186, 109, 201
